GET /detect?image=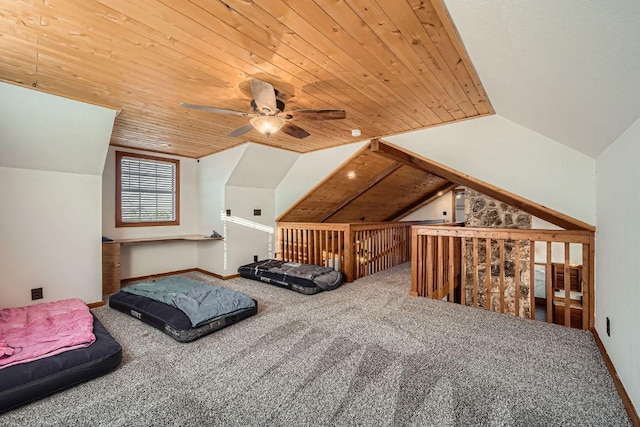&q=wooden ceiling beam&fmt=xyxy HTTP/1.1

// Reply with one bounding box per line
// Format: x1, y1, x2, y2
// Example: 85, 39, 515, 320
320, 162, 403, 222
385, 181, 458, 221
370, 139, 595, 231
